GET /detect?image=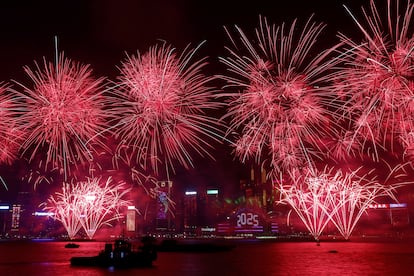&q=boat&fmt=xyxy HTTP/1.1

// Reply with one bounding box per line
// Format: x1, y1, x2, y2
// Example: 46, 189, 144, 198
70, 236, 157, 268
65, 242, 80, 248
